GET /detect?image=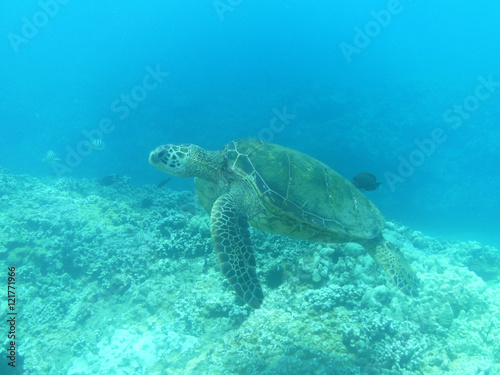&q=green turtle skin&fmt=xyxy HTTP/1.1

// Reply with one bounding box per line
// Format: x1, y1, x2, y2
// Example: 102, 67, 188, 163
149, 139, 419, 308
